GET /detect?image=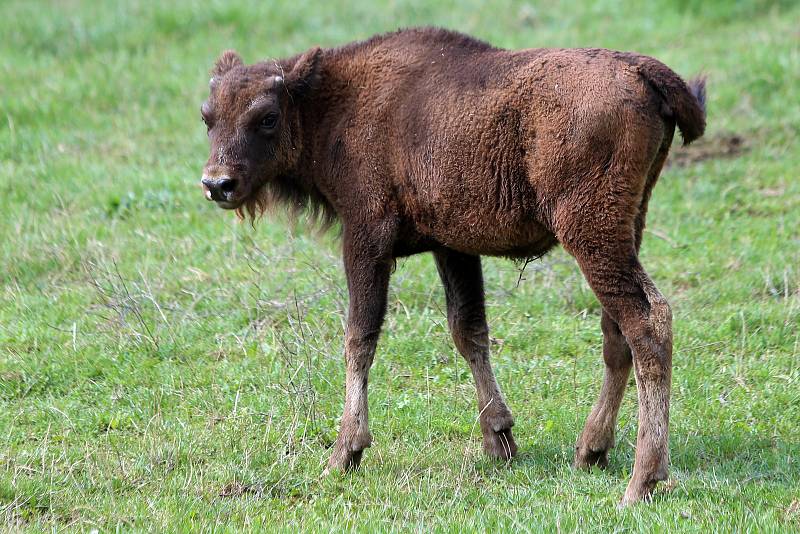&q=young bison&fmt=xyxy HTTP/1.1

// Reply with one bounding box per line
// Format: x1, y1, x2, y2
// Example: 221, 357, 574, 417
199, 27, 705, 505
